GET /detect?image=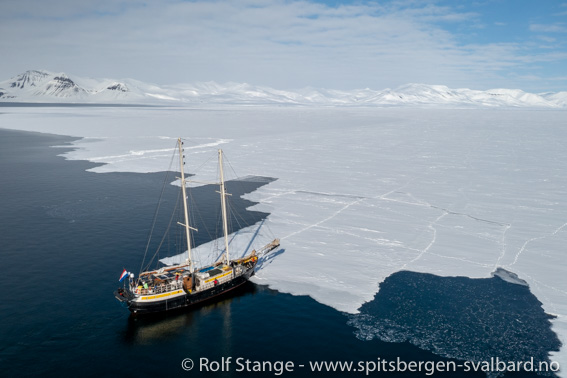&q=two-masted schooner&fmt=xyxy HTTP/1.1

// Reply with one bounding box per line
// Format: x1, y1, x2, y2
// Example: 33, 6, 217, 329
114, 138, 279, 315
